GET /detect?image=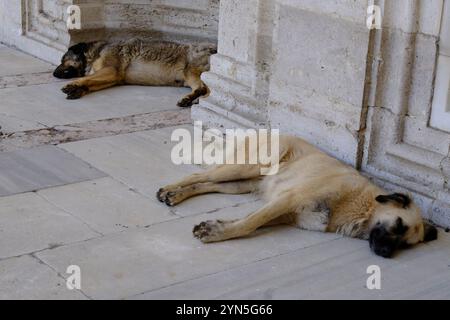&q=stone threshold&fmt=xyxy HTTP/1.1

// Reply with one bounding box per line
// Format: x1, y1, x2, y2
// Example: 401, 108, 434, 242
0, 109, 192, 152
